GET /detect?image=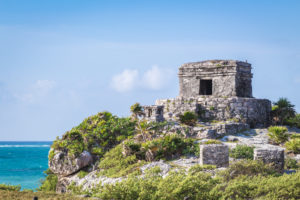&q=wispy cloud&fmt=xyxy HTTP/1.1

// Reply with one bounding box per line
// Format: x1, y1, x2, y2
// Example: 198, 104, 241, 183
111, 69, 139, 92
111, 66, 175, 93
15, 80, 56, 103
